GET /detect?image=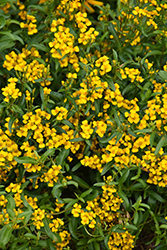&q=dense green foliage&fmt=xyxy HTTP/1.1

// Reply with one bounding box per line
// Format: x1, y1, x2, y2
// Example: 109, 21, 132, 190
0, 0, 167, 249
